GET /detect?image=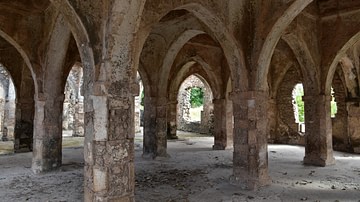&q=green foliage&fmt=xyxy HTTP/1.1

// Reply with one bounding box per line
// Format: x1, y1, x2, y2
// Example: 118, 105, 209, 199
293, 85, 337, 122
190, 87, 204, 108
140, 90, 144, 106
331, 88, 337, 117
294, 85, 305, 122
